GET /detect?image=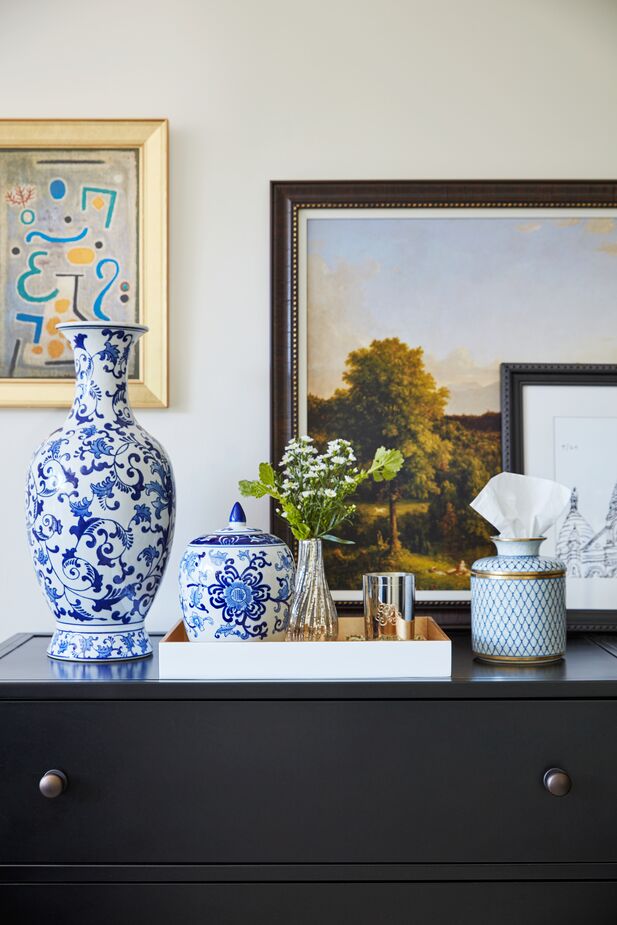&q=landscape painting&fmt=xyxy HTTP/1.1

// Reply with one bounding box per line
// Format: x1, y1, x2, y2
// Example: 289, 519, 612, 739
1, 148, 139, 380
302, 212, 617, 593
